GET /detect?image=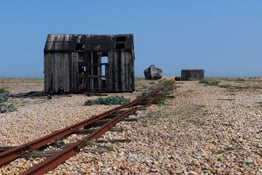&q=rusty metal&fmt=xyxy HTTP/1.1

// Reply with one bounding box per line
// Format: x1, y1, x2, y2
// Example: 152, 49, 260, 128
0, 90, 160, 167
20, 108, 137, 175
0, 110, 110, 166
0, 86, 167, 175
88, 108, 137, 140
